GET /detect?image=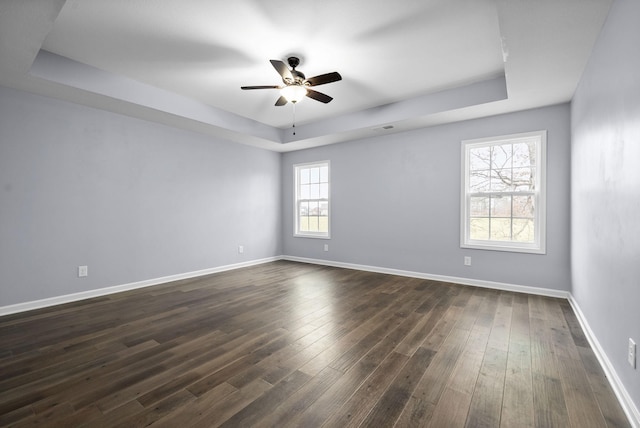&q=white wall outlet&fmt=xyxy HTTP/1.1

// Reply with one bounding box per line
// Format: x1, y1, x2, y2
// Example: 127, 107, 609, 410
629, 338, 636, 368
78, 265, 88, 277
238, 245, 244, 254
324, 244, 329, 252
464, 256, 471, 266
